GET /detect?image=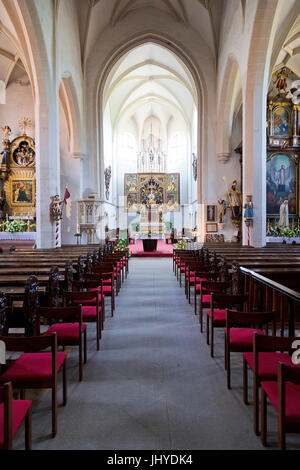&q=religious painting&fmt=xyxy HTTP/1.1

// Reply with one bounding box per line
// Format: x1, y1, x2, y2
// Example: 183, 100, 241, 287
206, 223, 218, 233
125, 173, 137, 193
271, 106, 291, 138
124, 174, 138, 212
139, 174, 165, 209
165, 173, 180, 212
266, 153, 298, 215
206, 205, 217, 222
12, 140, 35, 167
126, 193, 138, 212
11, 179, 35, 206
